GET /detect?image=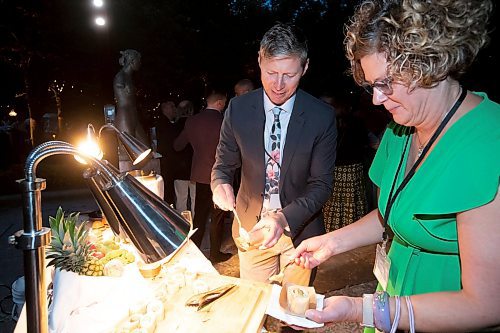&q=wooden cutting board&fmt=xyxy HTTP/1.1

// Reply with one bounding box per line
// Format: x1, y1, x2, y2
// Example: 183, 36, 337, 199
156, 273, 271, 333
